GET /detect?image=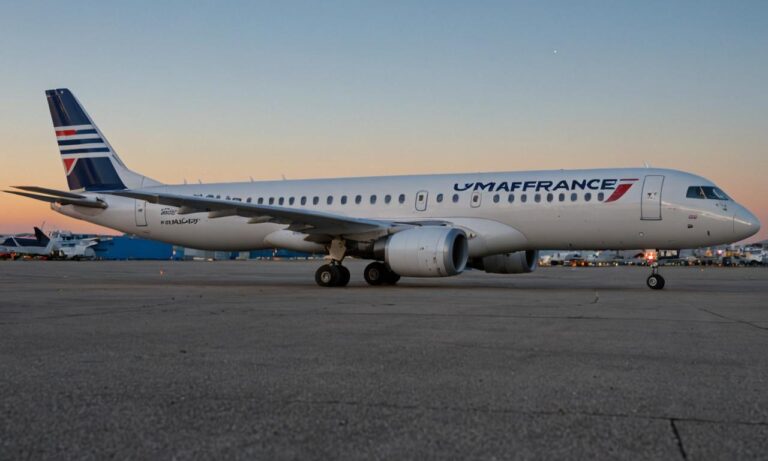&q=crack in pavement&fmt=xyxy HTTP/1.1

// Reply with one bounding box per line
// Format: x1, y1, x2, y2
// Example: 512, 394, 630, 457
699, 307, 768, 332
670, 418, 688, 460
279, 398, 768, 428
